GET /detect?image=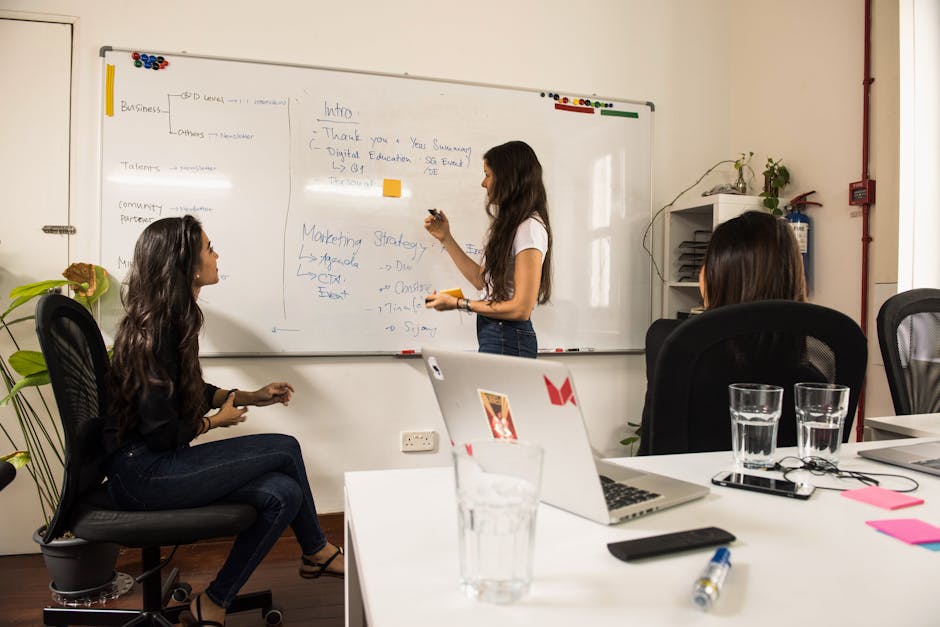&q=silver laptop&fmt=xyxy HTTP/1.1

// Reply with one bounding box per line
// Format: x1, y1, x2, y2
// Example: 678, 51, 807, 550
421, 346, 709, 525
858, 440, 940, 477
